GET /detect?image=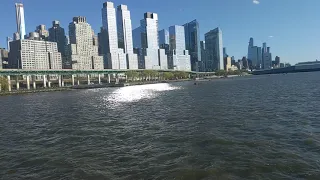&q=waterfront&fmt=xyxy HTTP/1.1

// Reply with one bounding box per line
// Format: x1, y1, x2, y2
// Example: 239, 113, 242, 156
0, 72, 320, 179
